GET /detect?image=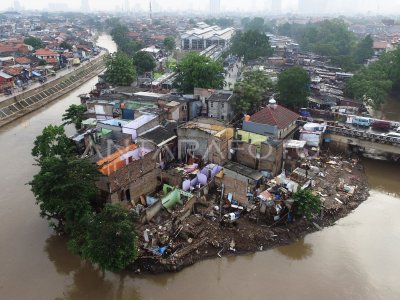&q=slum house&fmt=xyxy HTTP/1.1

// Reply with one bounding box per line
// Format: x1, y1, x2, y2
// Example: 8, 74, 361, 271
194, 87, 215, 115
0, 71, 13, 92
207, 90, 234, 122
233, 129, 283, 177
242, 98, 299, 140
95, 144, 160, 204
177, 118, 234, 165
137, 121, 178, 169
122, 114, 159, 141
216, 161, 263, 205
72, 121, 132, 159
160, 93, 203, 122
0, 56, 15, 67
86, 100, 115, 120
